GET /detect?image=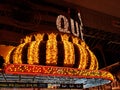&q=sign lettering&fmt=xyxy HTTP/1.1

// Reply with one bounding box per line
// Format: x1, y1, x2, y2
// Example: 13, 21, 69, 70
56, 13, 84, 40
